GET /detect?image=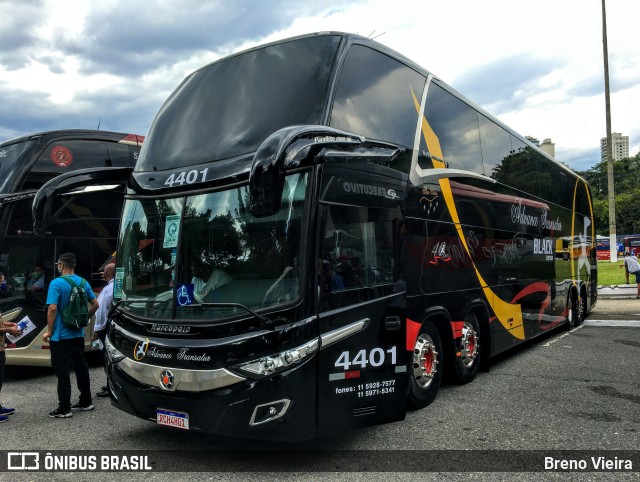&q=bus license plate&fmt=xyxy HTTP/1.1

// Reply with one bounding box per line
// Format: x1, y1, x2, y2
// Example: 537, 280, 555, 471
156, 408, 189, 430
